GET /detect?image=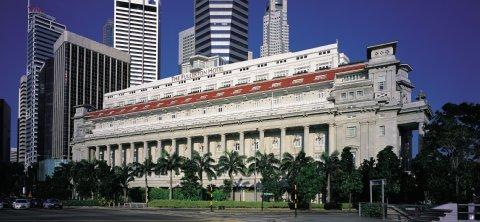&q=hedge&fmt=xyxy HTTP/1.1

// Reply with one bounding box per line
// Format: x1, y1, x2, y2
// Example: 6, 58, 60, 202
148, 200, 289, 208
360, 202, 384, 218
148, 200, 328, 209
